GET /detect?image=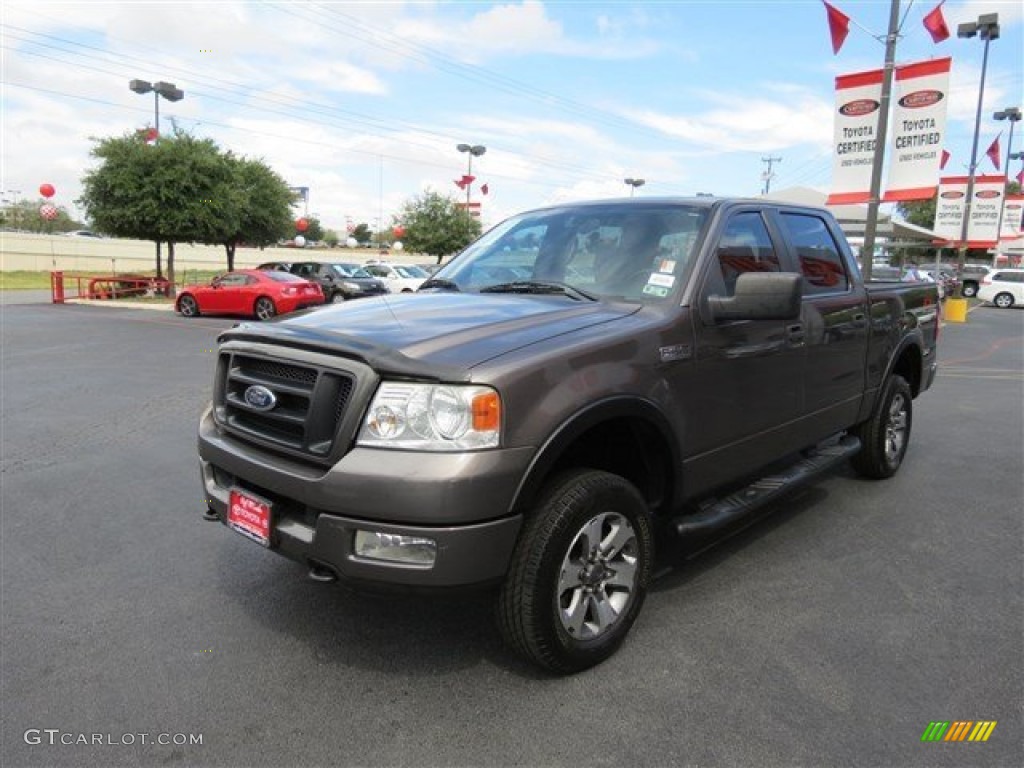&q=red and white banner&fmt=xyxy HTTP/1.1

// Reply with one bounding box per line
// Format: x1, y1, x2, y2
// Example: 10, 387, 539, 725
827, 69, 882, 205
933, 175, 1005, 247
1000, 194, 1024, 242
882, 57, 952, 202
